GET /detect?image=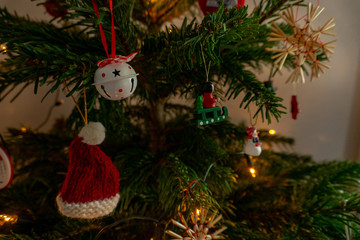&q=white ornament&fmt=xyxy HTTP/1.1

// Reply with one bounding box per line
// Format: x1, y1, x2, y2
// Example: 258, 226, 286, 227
0, 146, 13, 190
244, 127, 262, 157
94, 53, 138, 101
